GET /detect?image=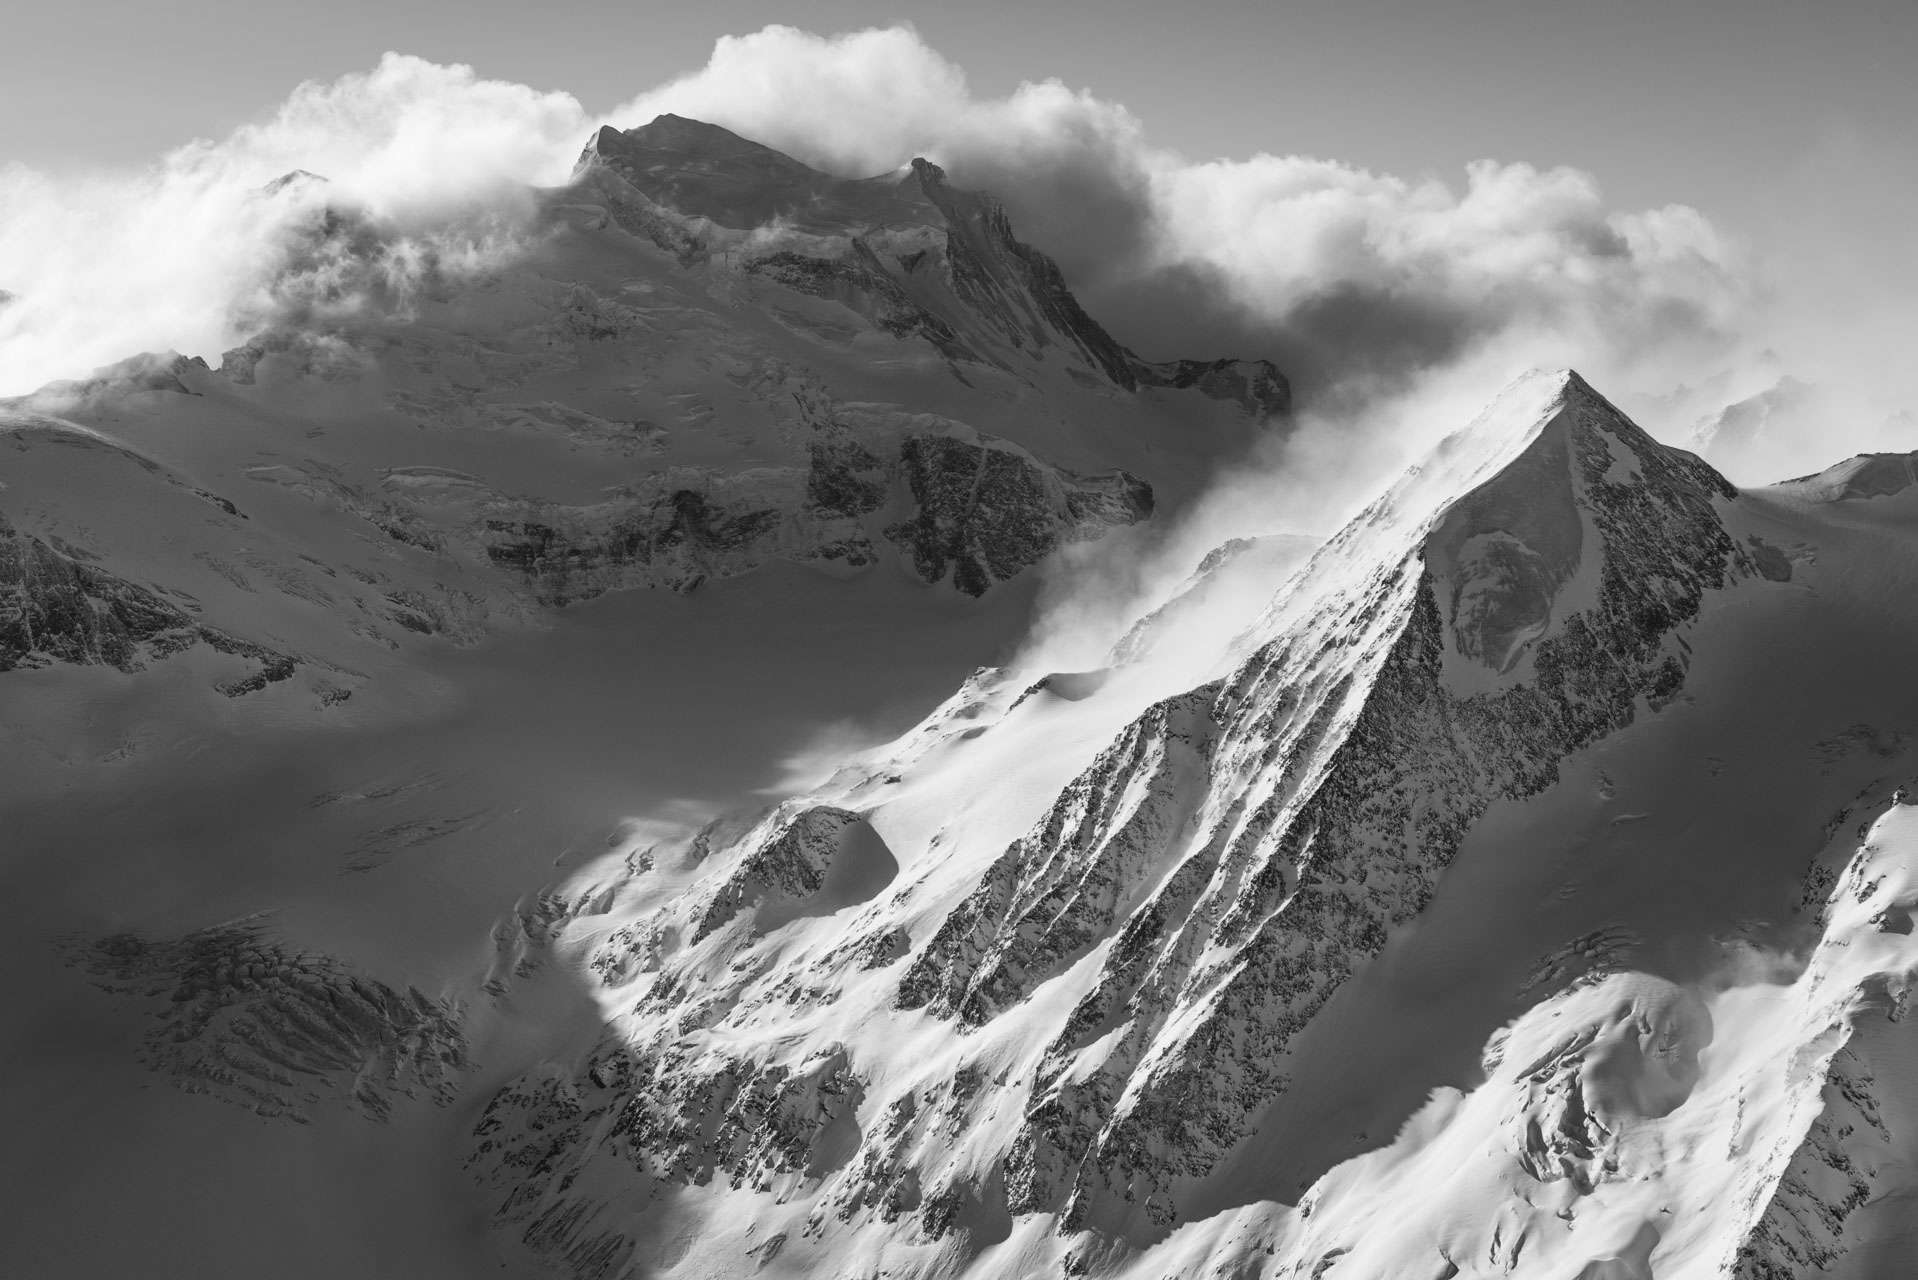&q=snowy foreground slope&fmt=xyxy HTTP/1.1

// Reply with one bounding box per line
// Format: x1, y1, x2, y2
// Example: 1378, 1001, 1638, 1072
461, 370, 1918, 1280
9, 121, 1918, 1280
